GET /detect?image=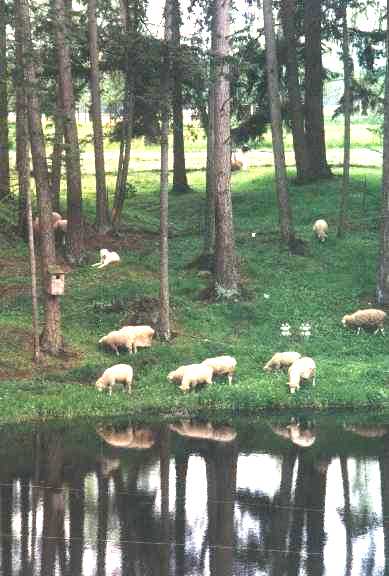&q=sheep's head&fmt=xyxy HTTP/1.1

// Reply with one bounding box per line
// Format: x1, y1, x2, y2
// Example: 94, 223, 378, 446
341, 315, 350, 326
95, 377, 105, 391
